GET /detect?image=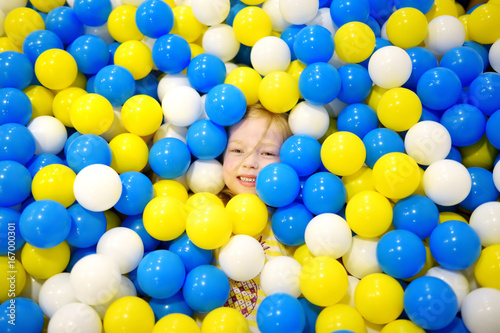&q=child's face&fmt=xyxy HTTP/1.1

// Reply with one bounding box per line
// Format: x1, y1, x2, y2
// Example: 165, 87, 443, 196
223, 117, 284, 196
